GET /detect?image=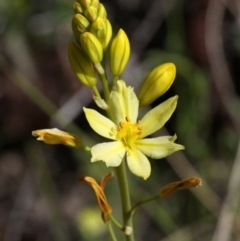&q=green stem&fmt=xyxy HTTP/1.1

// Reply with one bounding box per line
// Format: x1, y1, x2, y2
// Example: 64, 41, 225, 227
130, 194, 160, 216
81, 145, 91, 152
108, 214, 124, 230
115, 159, 134, 241
99, 72, 110, 104
107, 222, 118, 241
92, 85, 101, 98
113, 75, 119, 86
